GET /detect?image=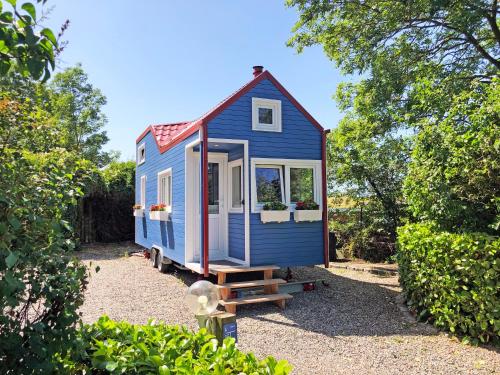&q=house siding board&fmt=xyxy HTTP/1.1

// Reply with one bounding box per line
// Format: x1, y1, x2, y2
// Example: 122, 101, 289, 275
207, 77, 324, 268
228, 214, 244, 260
135, 131, 199, 265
